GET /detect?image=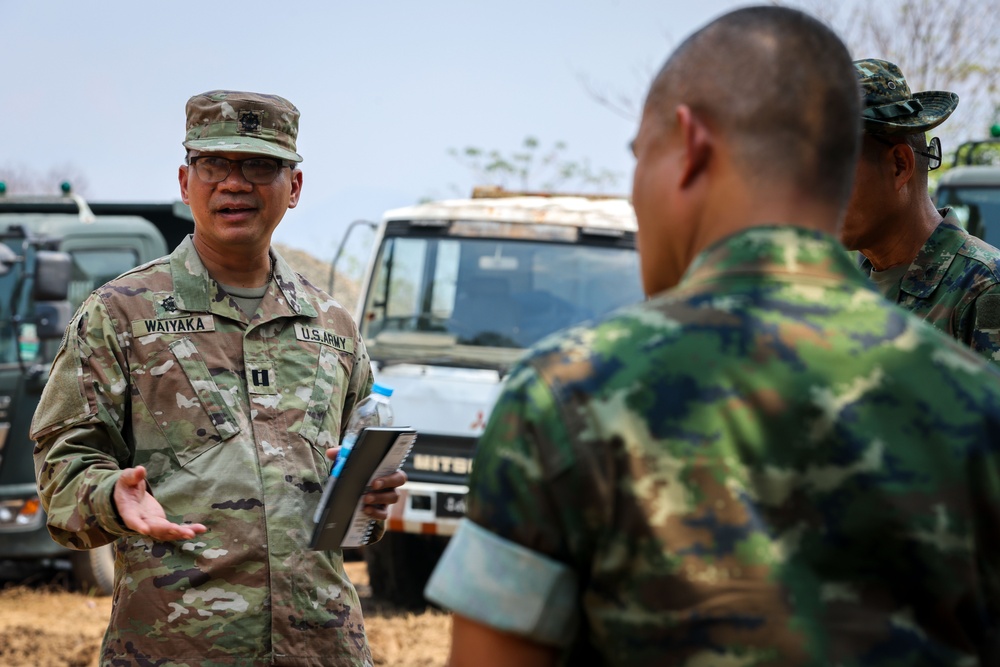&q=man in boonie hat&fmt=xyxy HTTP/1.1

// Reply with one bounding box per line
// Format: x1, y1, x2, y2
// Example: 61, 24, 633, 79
841, 59, 1000, 362
30, 90, 408, 664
